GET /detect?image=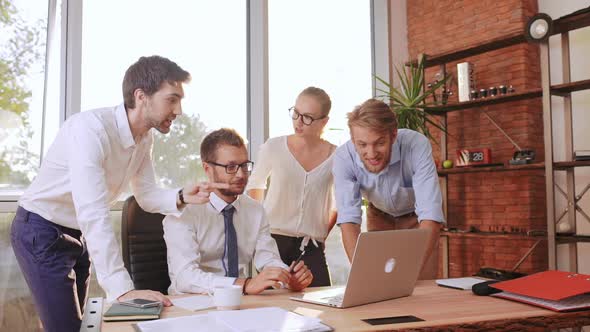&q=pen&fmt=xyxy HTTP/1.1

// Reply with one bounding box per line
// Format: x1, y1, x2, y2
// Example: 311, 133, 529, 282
274, 250, 305, 289
290, 249, 305, 273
